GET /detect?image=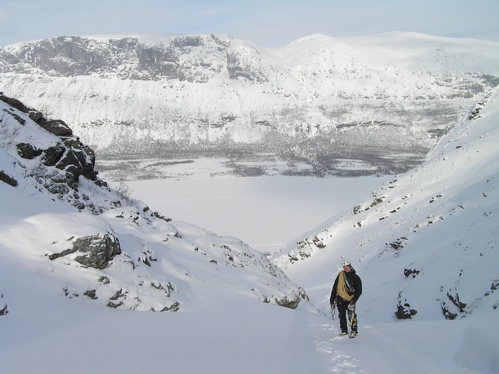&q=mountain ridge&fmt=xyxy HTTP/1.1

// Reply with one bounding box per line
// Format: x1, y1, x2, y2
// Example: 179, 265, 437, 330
1, 32, 498, 178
